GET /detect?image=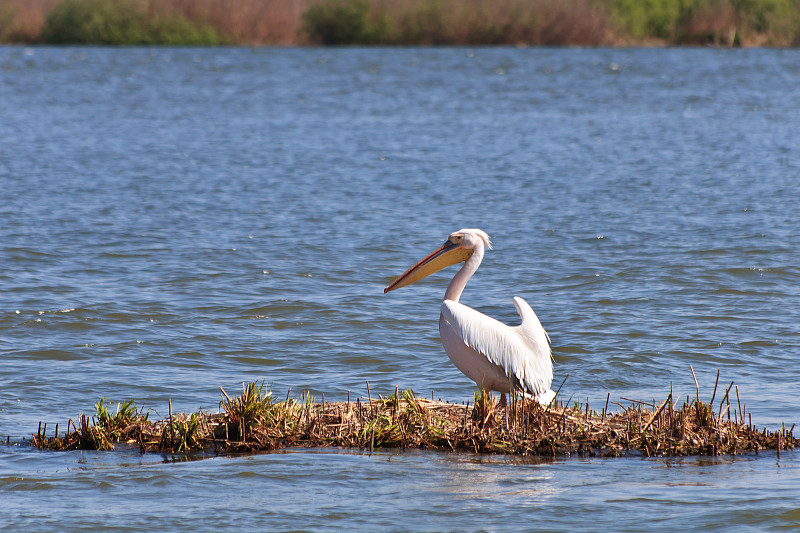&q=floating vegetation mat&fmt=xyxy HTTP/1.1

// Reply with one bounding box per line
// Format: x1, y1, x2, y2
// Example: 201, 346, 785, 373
32, 371, 796, 458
